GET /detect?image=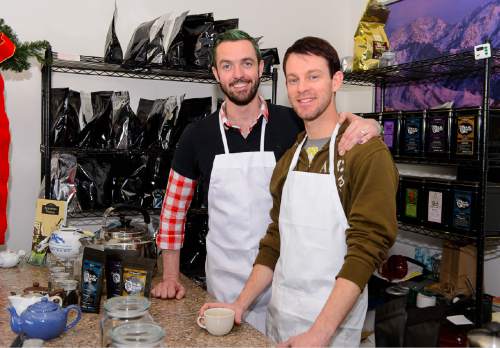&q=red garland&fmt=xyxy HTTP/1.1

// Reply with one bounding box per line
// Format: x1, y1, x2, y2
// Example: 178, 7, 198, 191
0, 33, 16, 245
